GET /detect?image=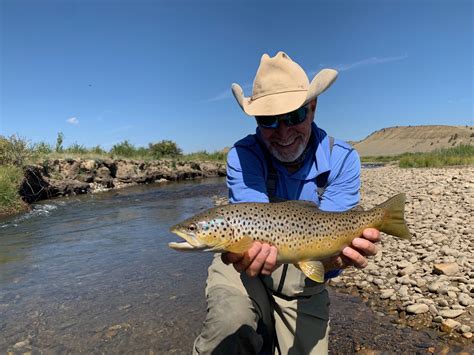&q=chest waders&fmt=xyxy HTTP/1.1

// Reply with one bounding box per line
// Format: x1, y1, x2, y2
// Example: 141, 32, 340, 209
256, 136, 354, 354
